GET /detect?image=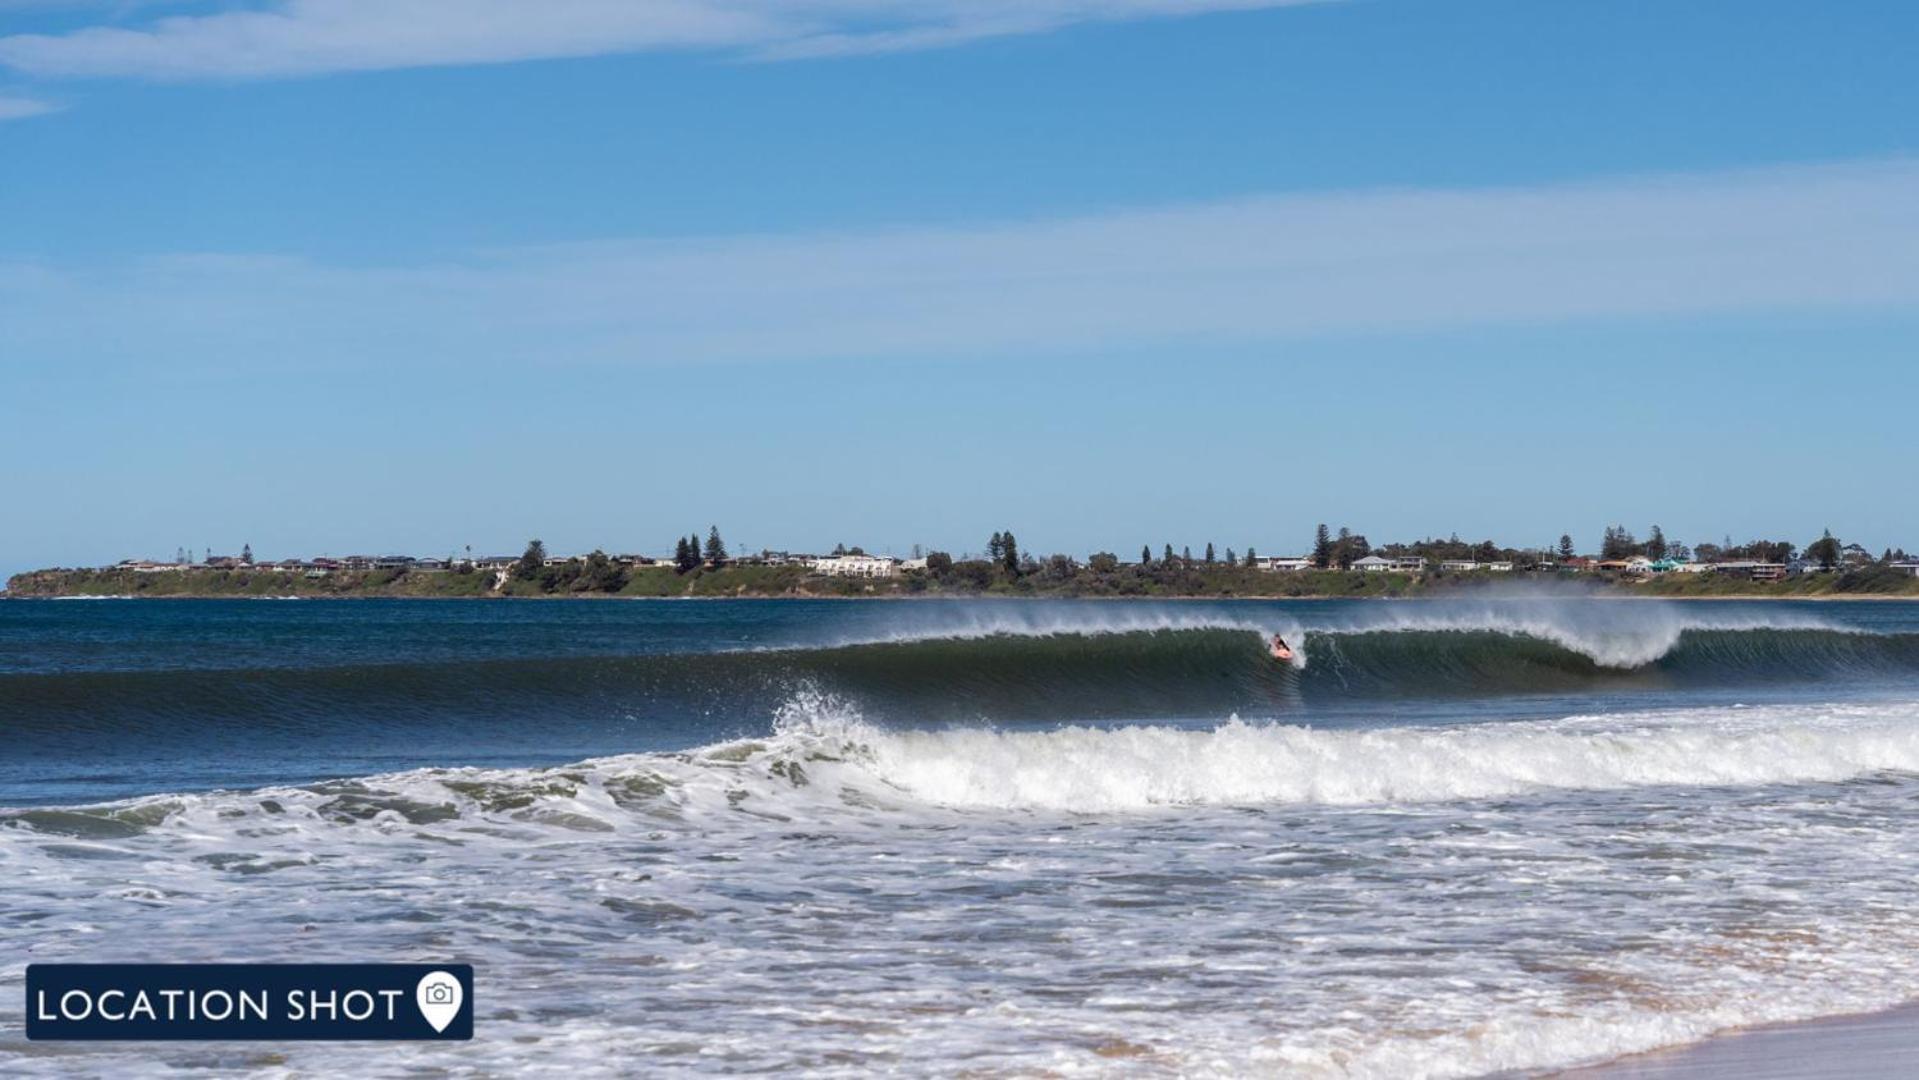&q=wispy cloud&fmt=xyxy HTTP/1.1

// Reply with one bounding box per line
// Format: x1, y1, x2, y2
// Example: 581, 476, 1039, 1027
6, 158, 1918, 374
0, 92, 58, 118
0, 0, 1328, 81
